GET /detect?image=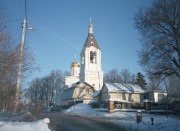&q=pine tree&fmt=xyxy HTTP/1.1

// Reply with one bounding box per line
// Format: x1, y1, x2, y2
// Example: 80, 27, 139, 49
135, 72, 147, 90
